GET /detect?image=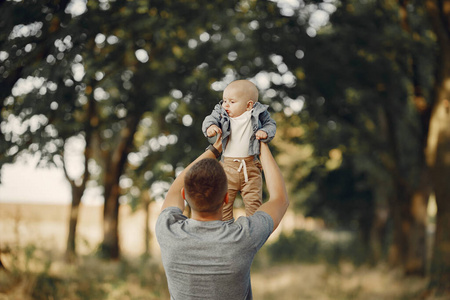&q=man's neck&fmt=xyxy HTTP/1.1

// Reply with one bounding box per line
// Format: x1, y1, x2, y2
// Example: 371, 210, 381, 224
191, 210, 223, 222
